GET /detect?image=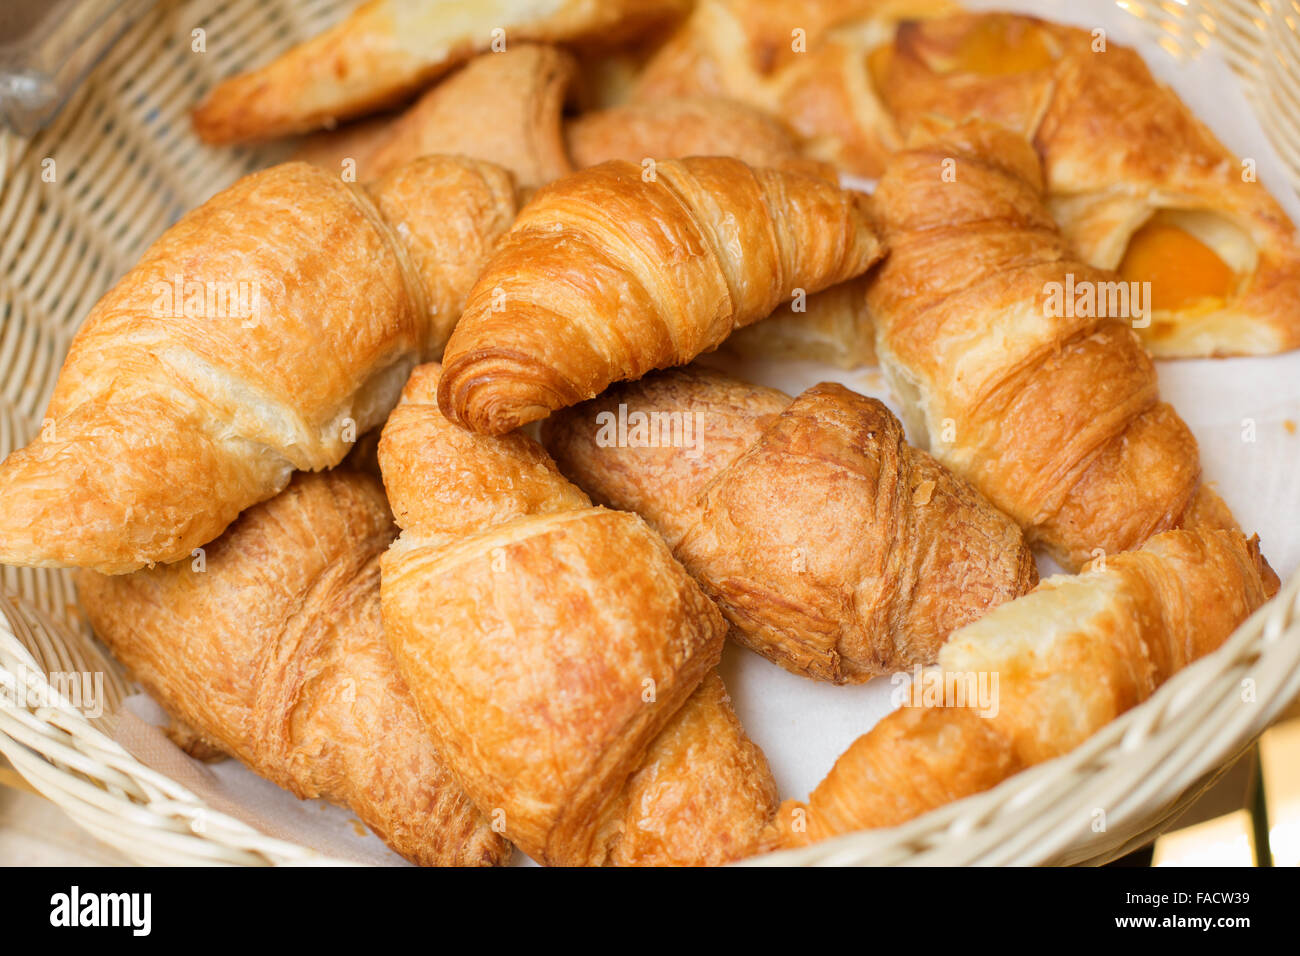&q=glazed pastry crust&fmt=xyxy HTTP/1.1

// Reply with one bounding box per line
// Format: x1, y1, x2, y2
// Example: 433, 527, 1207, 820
0, 158, 515, 573
79, 472, 507, 867
438, 155, 883, 434
544, 367, 1037, 683
880, 12, 1300, 357
866, 122, 1267, 573
380, 364, 775, 865
768, 528, 1273, 846
192, 0, 691, 144
566, 96, 801, 170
